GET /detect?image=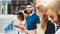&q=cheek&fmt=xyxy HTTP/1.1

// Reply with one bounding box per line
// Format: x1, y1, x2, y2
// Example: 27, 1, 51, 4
38, 12, 41, 17
29, 7, 33, 10
17, 16, 20, 20
50, 15, 58, 22
54, 16, 58, 21
17, 17, 19, 20
40, 13, 44, 17
57, 11, 60, 15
